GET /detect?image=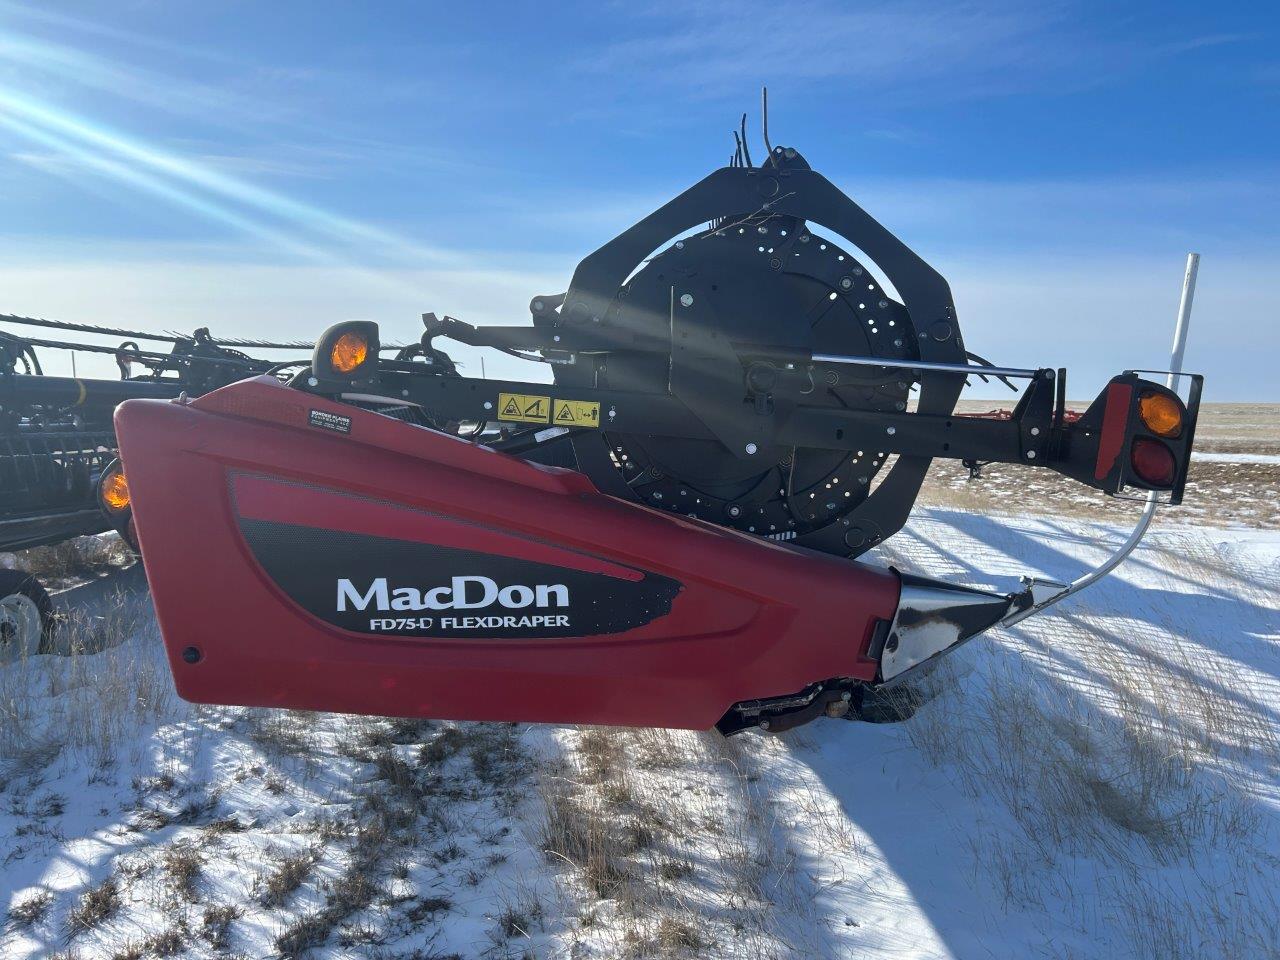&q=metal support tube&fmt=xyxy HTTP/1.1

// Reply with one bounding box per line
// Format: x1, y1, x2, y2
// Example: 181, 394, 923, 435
1166, 253, 1199, 391
810, 352, 1041, 380
1003, 253, 1200, 626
